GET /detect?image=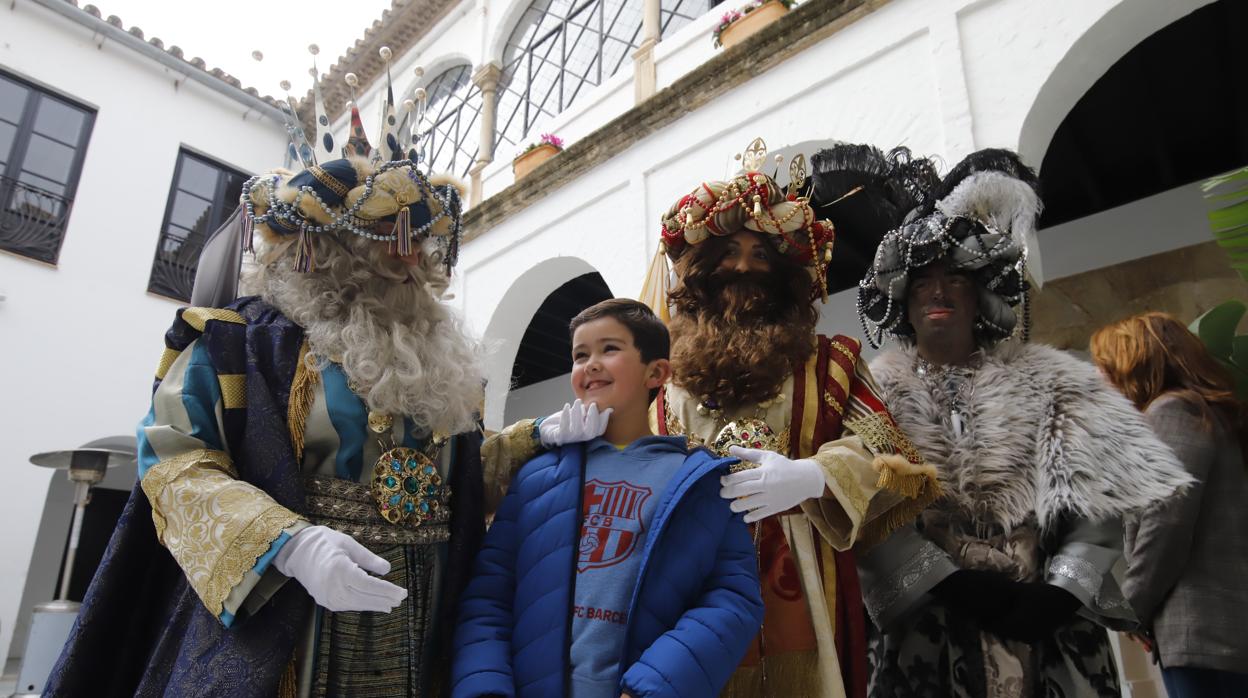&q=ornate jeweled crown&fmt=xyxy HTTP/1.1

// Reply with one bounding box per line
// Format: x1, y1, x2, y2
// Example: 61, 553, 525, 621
658, 138, 837, 299
240, 45, 463, 274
